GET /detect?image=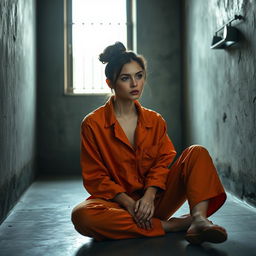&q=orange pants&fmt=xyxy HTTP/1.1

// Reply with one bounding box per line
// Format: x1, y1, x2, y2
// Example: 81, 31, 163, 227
71, 145, 226, 241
